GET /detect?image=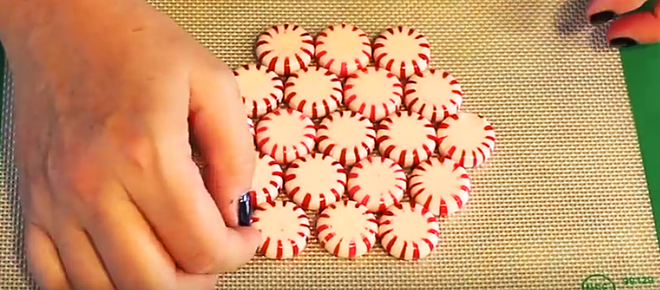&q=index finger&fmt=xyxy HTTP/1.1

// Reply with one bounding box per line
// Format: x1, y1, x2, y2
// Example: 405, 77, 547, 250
83, 184, 216, 290
116, 135, 260, 275
189, 61, 258, 228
